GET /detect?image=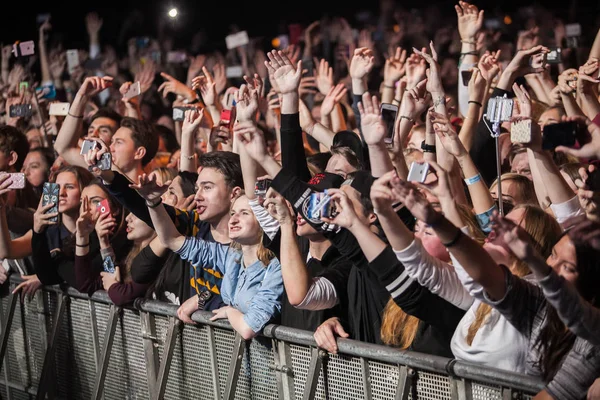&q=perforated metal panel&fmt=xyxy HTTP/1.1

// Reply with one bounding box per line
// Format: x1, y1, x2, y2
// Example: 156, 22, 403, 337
246, 337, 277, 399
324, 352, 366, 399
214, 326, 237, 397
410, 371, 452, 400
471, 382, 502, 400
369, 361, 398, 400
289, 343, 325, 399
